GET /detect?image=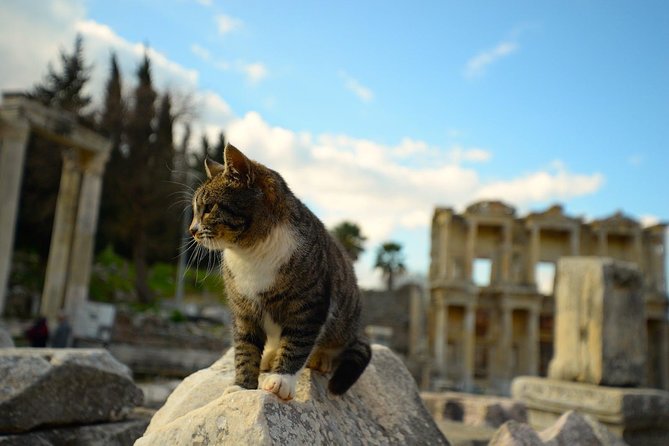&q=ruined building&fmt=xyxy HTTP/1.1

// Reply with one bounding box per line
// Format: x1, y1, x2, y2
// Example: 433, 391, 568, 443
428, 200, 668, 395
